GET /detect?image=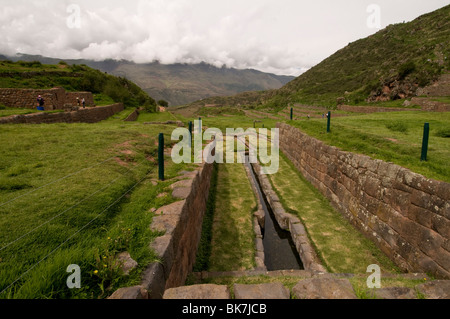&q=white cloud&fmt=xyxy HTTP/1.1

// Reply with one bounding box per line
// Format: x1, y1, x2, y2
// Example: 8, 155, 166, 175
0, 0, 448, 76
